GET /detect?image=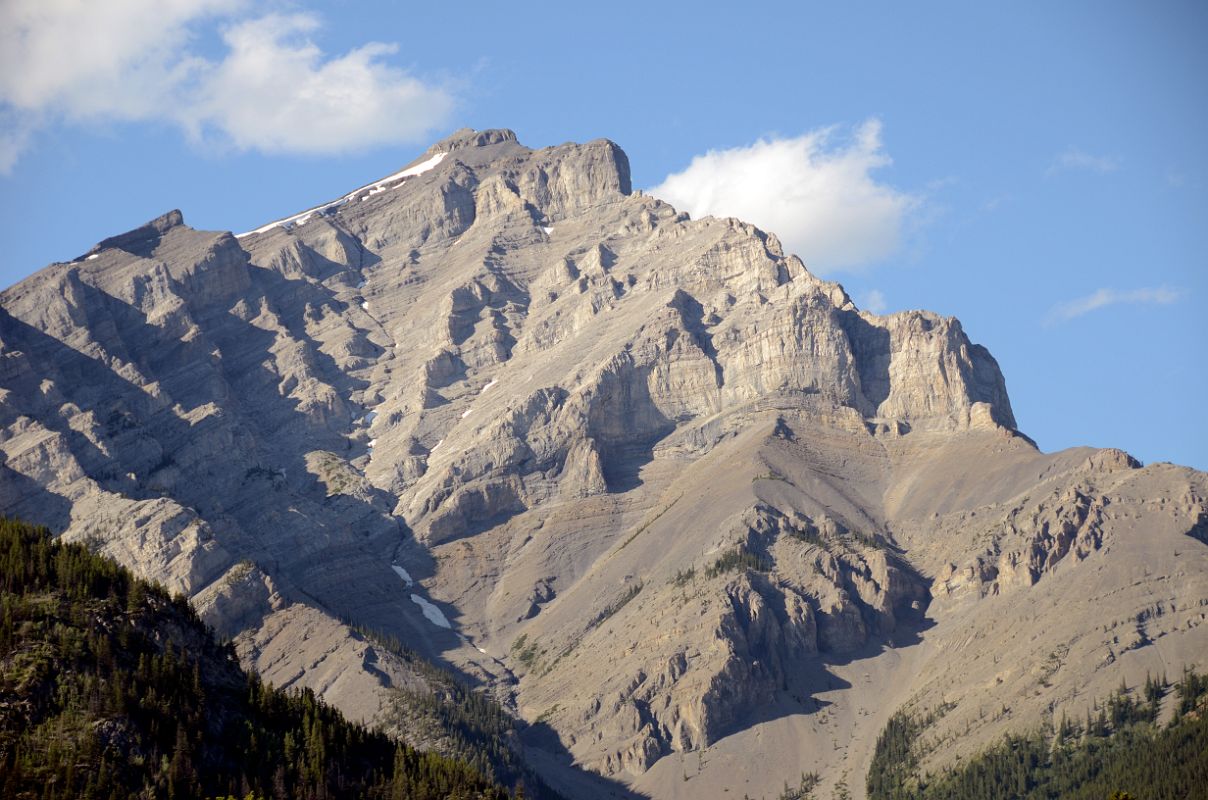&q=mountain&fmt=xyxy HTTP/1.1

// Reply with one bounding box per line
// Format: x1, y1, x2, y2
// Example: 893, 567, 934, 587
1, 128, 1205, 800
